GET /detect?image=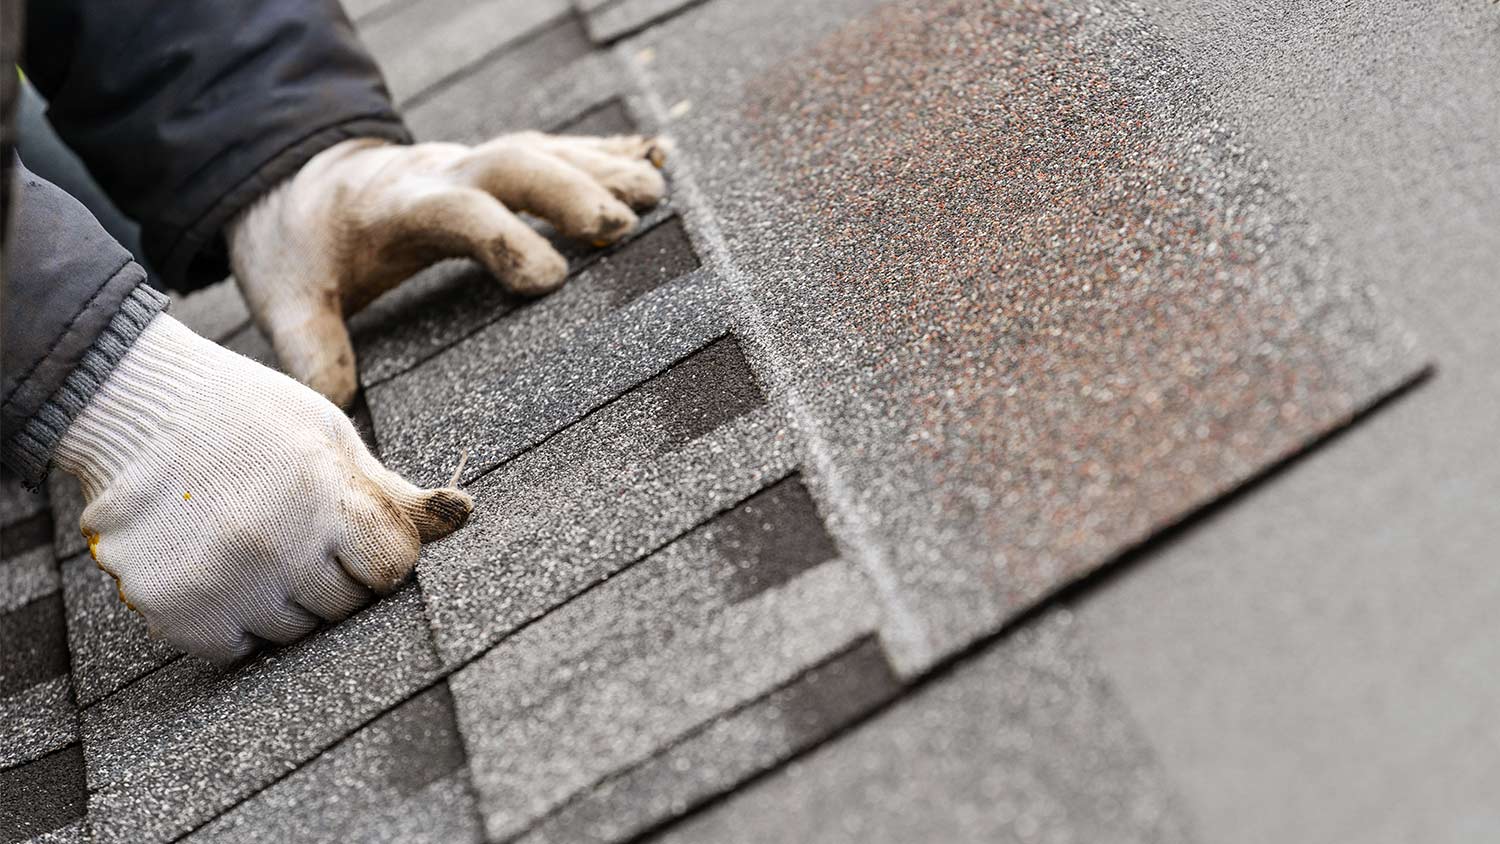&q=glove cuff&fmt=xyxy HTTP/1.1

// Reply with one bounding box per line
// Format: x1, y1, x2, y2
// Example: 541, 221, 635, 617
54, 314, 207, 500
